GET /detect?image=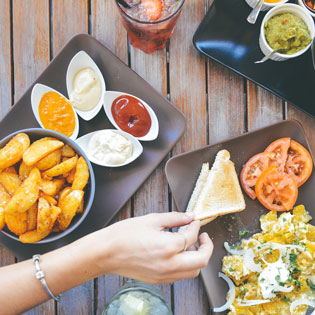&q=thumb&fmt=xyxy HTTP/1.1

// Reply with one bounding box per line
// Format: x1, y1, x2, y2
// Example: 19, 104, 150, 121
151, 211, 195, 229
